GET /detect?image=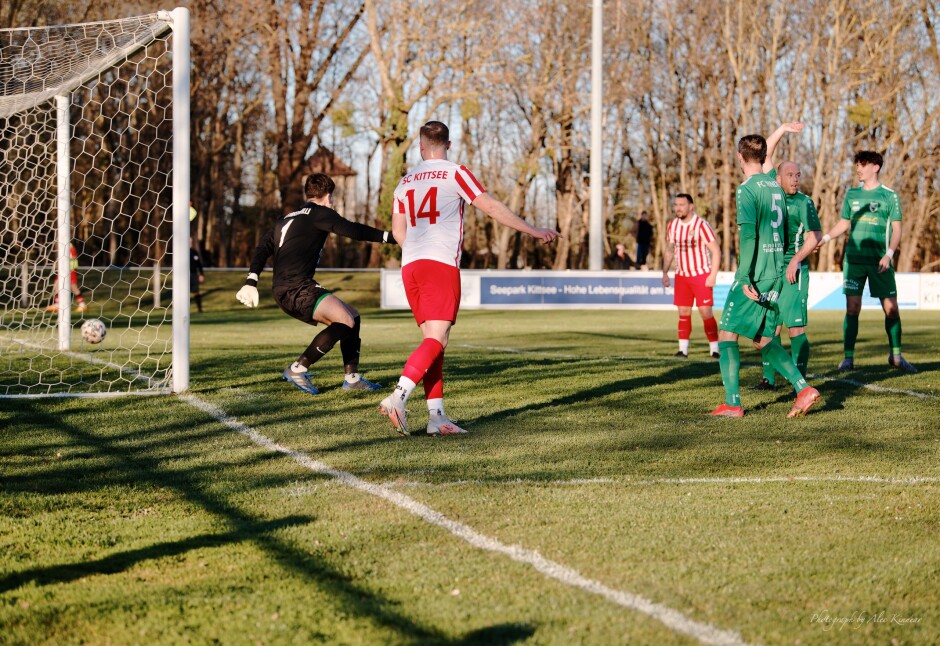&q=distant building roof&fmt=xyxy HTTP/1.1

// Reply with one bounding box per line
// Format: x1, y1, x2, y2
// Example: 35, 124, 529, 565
306, 146, 357, 177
